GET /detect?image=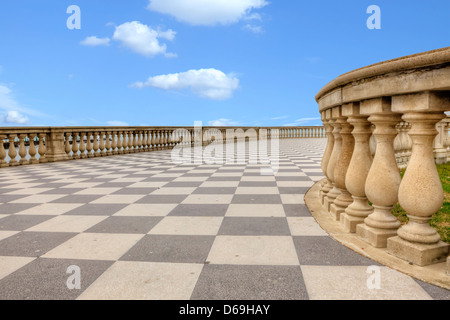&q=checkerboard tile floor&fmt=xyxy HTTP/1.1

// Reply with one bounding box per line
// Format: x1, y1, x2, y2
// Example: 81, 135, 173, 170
0, 138, 448, 300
